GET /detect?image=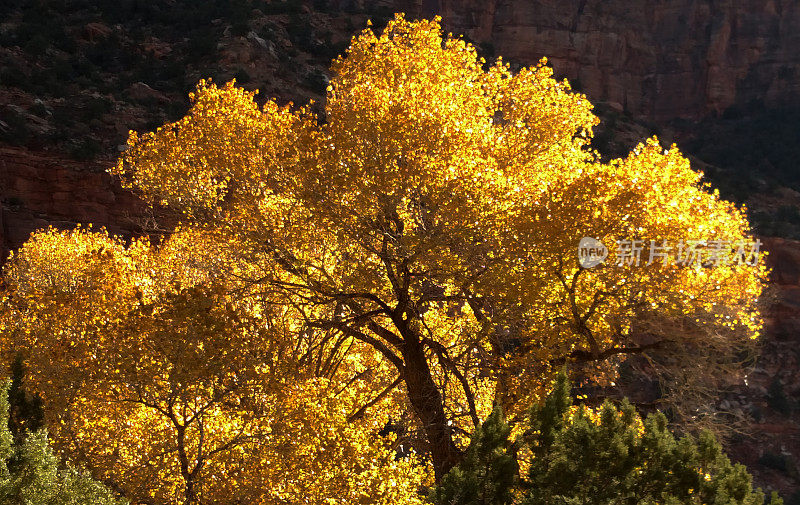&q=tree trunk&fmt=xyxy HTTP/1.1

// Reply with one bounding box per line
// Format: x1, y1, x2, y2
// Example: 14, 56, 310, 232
400, 334, 462, 480
176, 424, 197, 505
